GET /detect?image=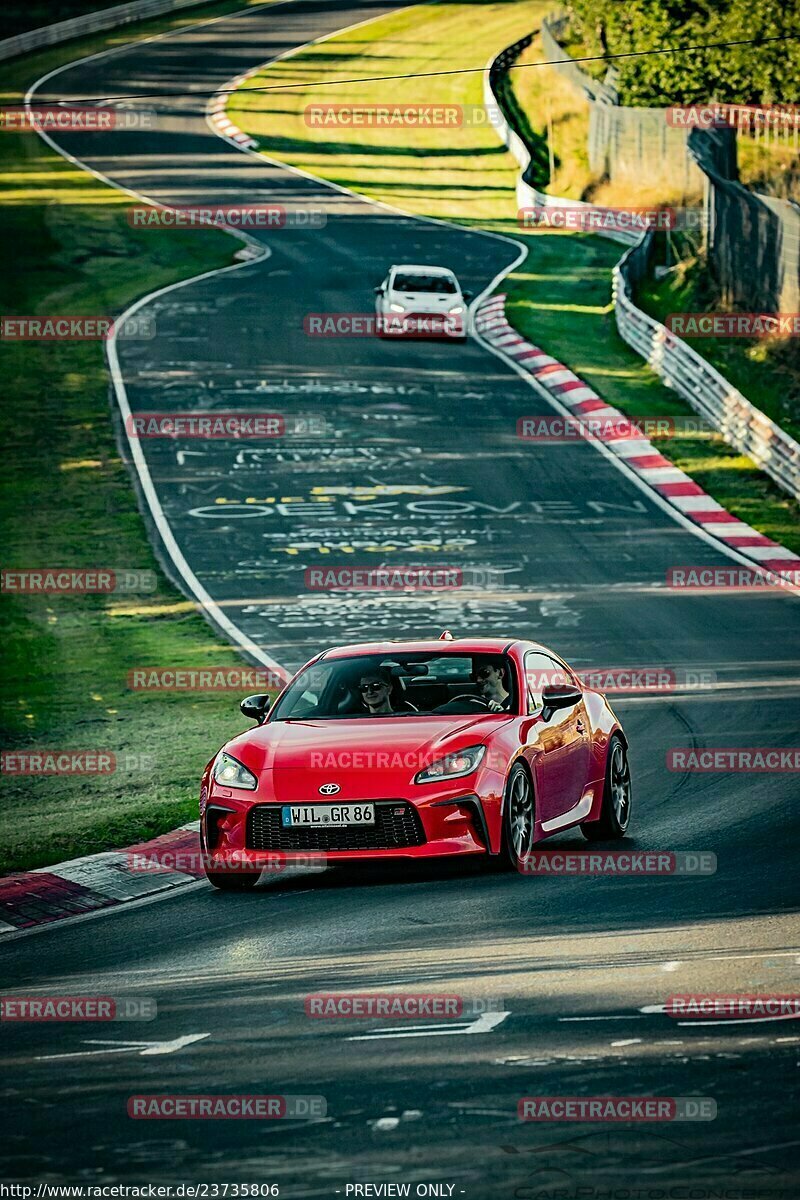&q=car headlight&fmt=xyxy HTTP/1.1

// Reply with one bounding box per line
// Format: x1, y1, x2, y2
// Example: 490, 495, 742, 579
415, 744, 486, 783
213, 751, 257, 790
389, 302, 406, 313
448, 305, 464, 315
